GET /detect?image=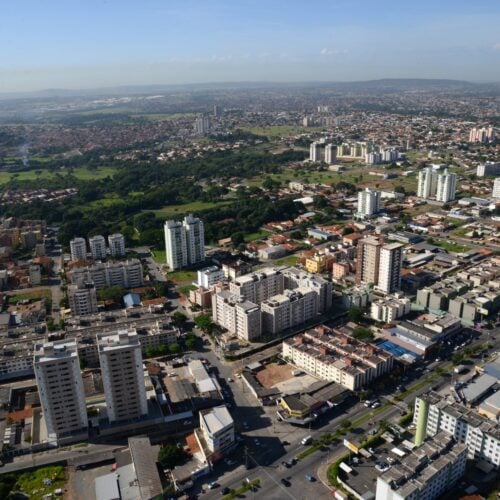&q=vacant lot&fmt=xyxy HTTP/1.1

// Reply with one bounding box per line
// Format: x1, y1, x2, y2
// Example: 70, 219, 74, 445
255, 363, 293, 388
